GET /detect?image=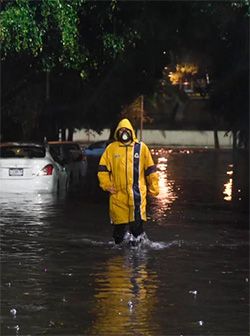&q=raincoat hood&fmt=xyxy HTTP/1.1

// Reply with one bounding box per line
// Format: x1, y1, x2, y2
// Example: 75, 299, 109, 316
114, 119, 138, 142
